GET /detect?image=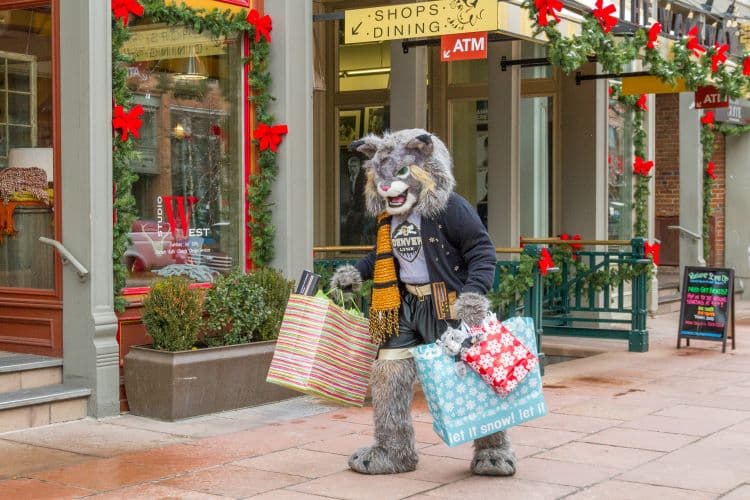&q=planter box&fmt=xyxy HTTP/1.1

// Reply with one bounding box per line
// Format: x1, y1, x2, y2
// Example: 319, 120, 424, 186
124, 340, 298, 420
